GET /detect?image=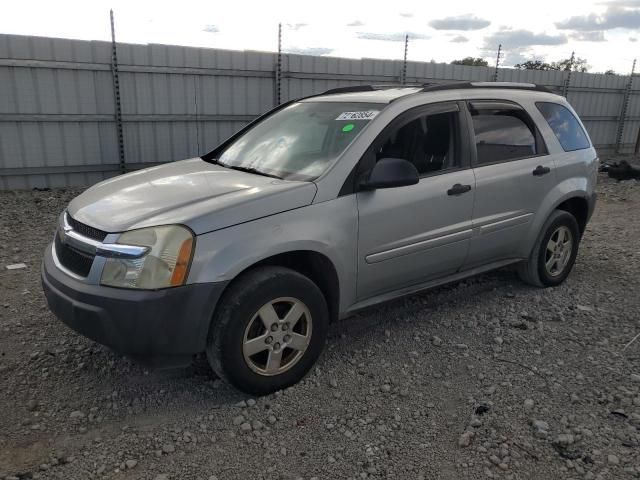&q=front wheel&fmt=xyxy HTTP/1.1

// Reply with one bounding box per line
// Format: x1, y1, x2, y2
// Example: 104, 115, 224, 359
206, 266, 328, 395
518, 210, 580, 288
